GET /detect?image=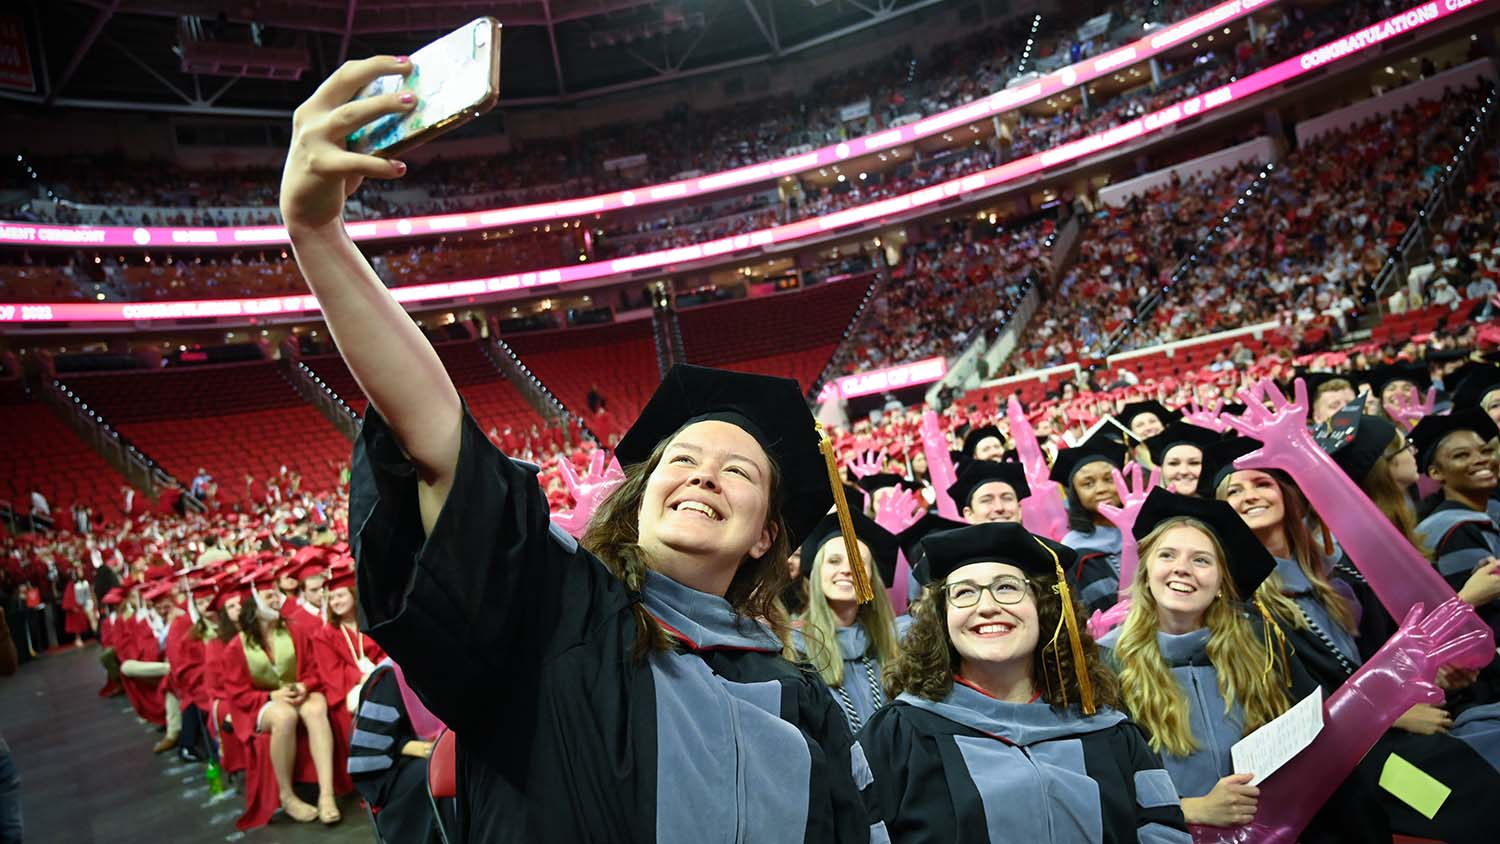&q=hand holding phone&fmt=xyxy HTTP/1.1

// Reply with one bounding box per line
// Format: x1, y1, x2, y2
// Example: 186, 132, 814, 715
346, 17, 502, 157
